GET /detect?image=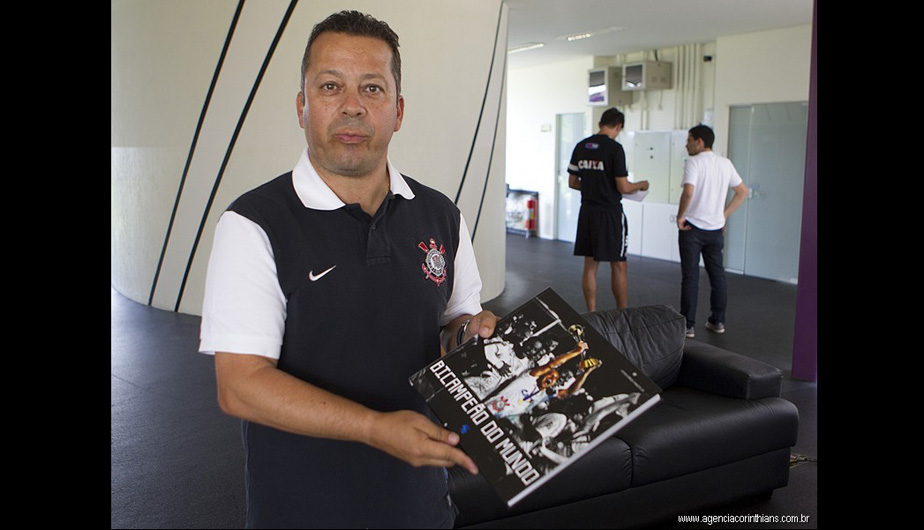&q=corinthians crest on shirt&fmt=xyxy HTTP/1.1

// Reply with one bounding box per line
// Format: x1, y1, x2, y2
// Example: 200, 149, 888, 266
418, 238, 447, 285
